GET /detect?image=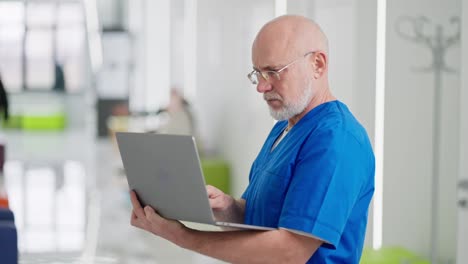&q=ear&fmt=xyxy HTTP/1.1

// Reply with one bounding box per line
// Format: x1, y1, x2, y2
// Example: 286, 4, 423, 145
310, 51, 327, 79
